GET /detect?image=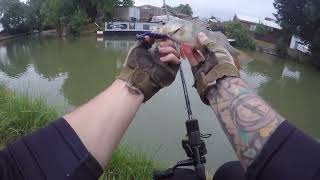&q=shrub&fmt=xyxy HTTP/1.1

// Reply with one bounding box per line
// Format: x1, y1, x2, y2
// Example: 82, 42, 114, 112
255, 23, 268, 39
67, 8, 87, 36
275, 38, 289, 58
224, 21, 256, 50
